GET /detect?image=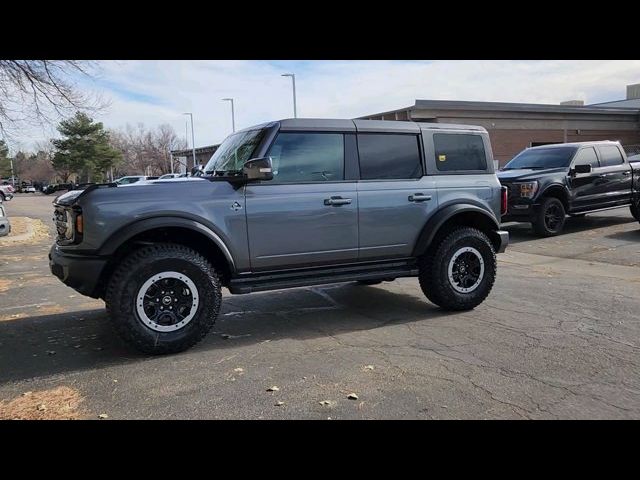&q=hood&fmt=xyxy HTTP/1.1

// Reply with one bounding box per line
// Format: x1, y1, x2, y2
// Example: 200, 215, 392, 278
54, 189, 85, 207
497, 167, 567, 182
121, 177, 207, 186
